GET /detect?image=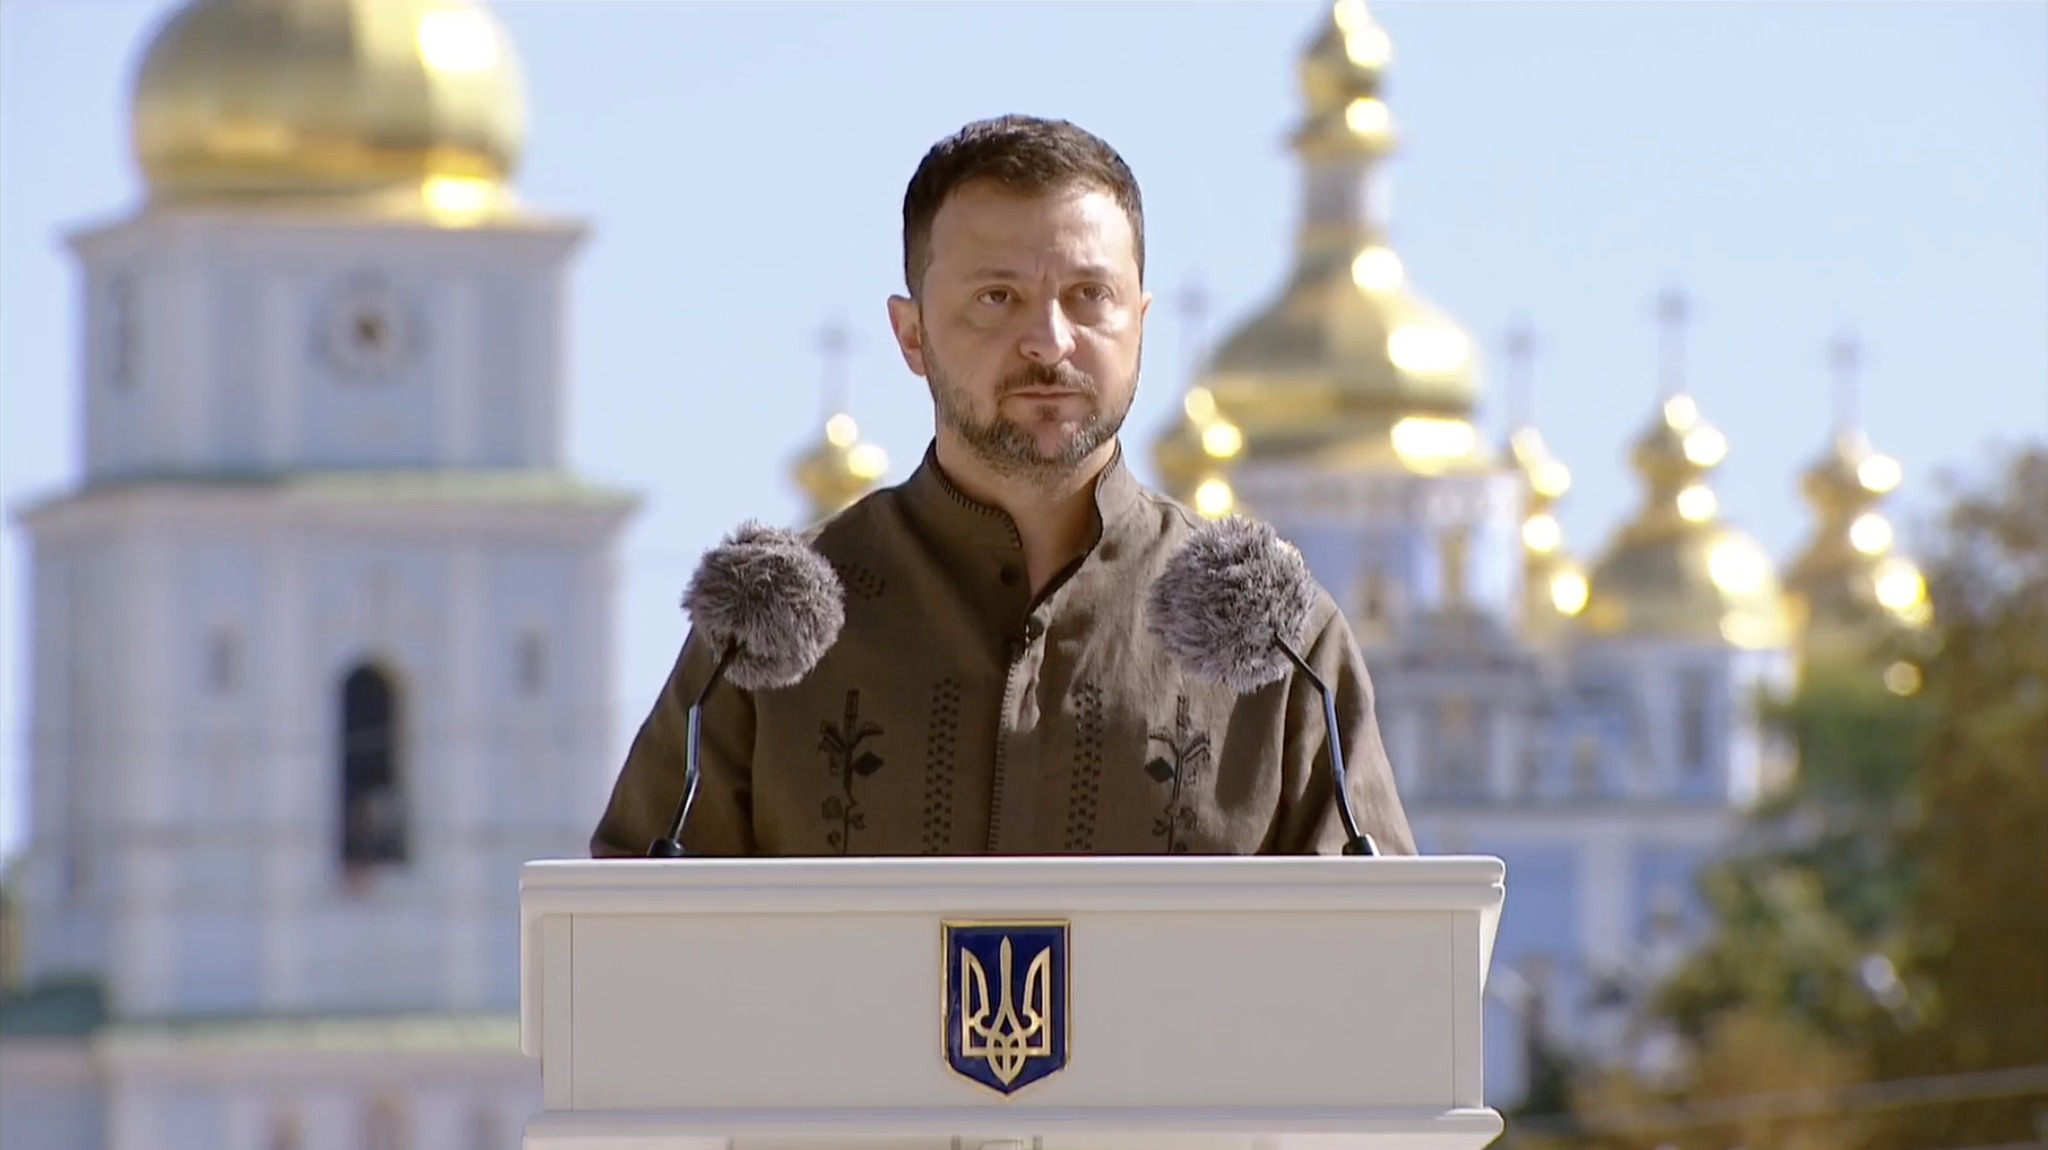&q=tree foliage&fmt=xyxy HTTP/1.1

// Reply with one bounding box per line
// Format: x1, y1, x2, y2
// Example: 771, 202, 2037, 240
1652, 659, 1936, 1052
1869, 443, 2048, 1147
1536, 442, 2048, 1149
